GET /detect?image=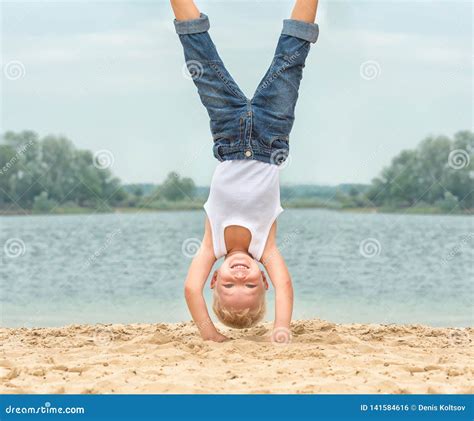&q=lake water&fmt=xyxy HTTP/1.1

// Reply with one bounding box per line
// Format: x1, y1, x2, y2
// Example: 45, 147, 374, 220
0, 209, 472, 328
